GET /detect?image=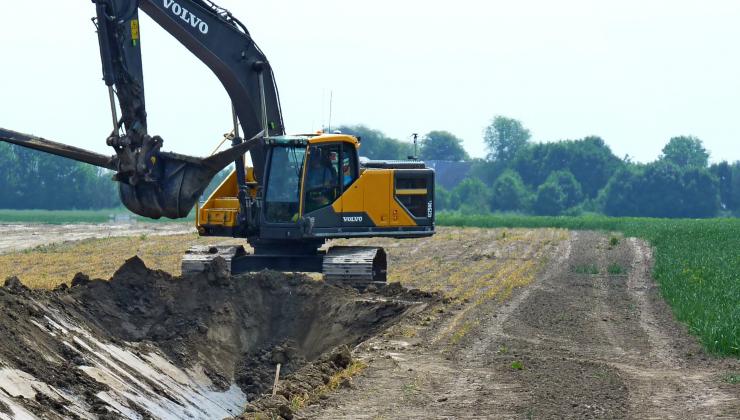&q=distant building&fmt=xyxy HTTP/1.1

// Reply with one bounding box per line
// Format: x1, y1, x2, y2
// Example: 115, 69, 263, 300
425, 160, 473, 190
